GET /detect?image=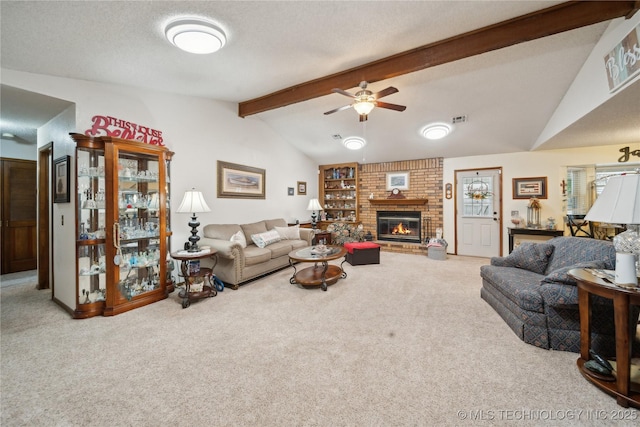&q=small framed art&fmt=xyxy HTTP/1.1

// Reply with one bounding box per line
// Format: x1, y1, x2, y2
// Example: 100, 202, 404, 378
512, 177, 547, 199
53, 155, 71, 203
297, 181, 307, 195
386, 171, 409, 190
